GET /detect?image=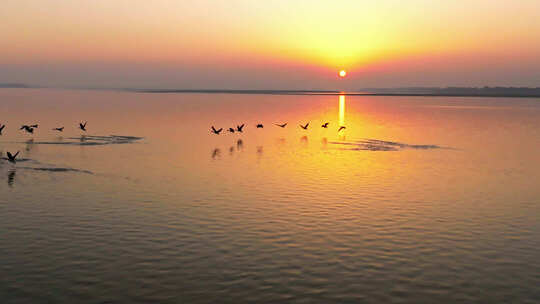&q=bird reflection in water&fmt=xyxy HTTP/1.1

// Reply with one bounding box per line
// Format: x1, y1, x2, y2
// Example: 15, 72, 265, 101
211, 148, 221, 159
236, 139, 243, 151
300, 136, 308, 147
212, 139, 250, 160
256, 146, 263, 160
7, 169, 16, 187
25, 139, 35, 152
322, 137, 328, 148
